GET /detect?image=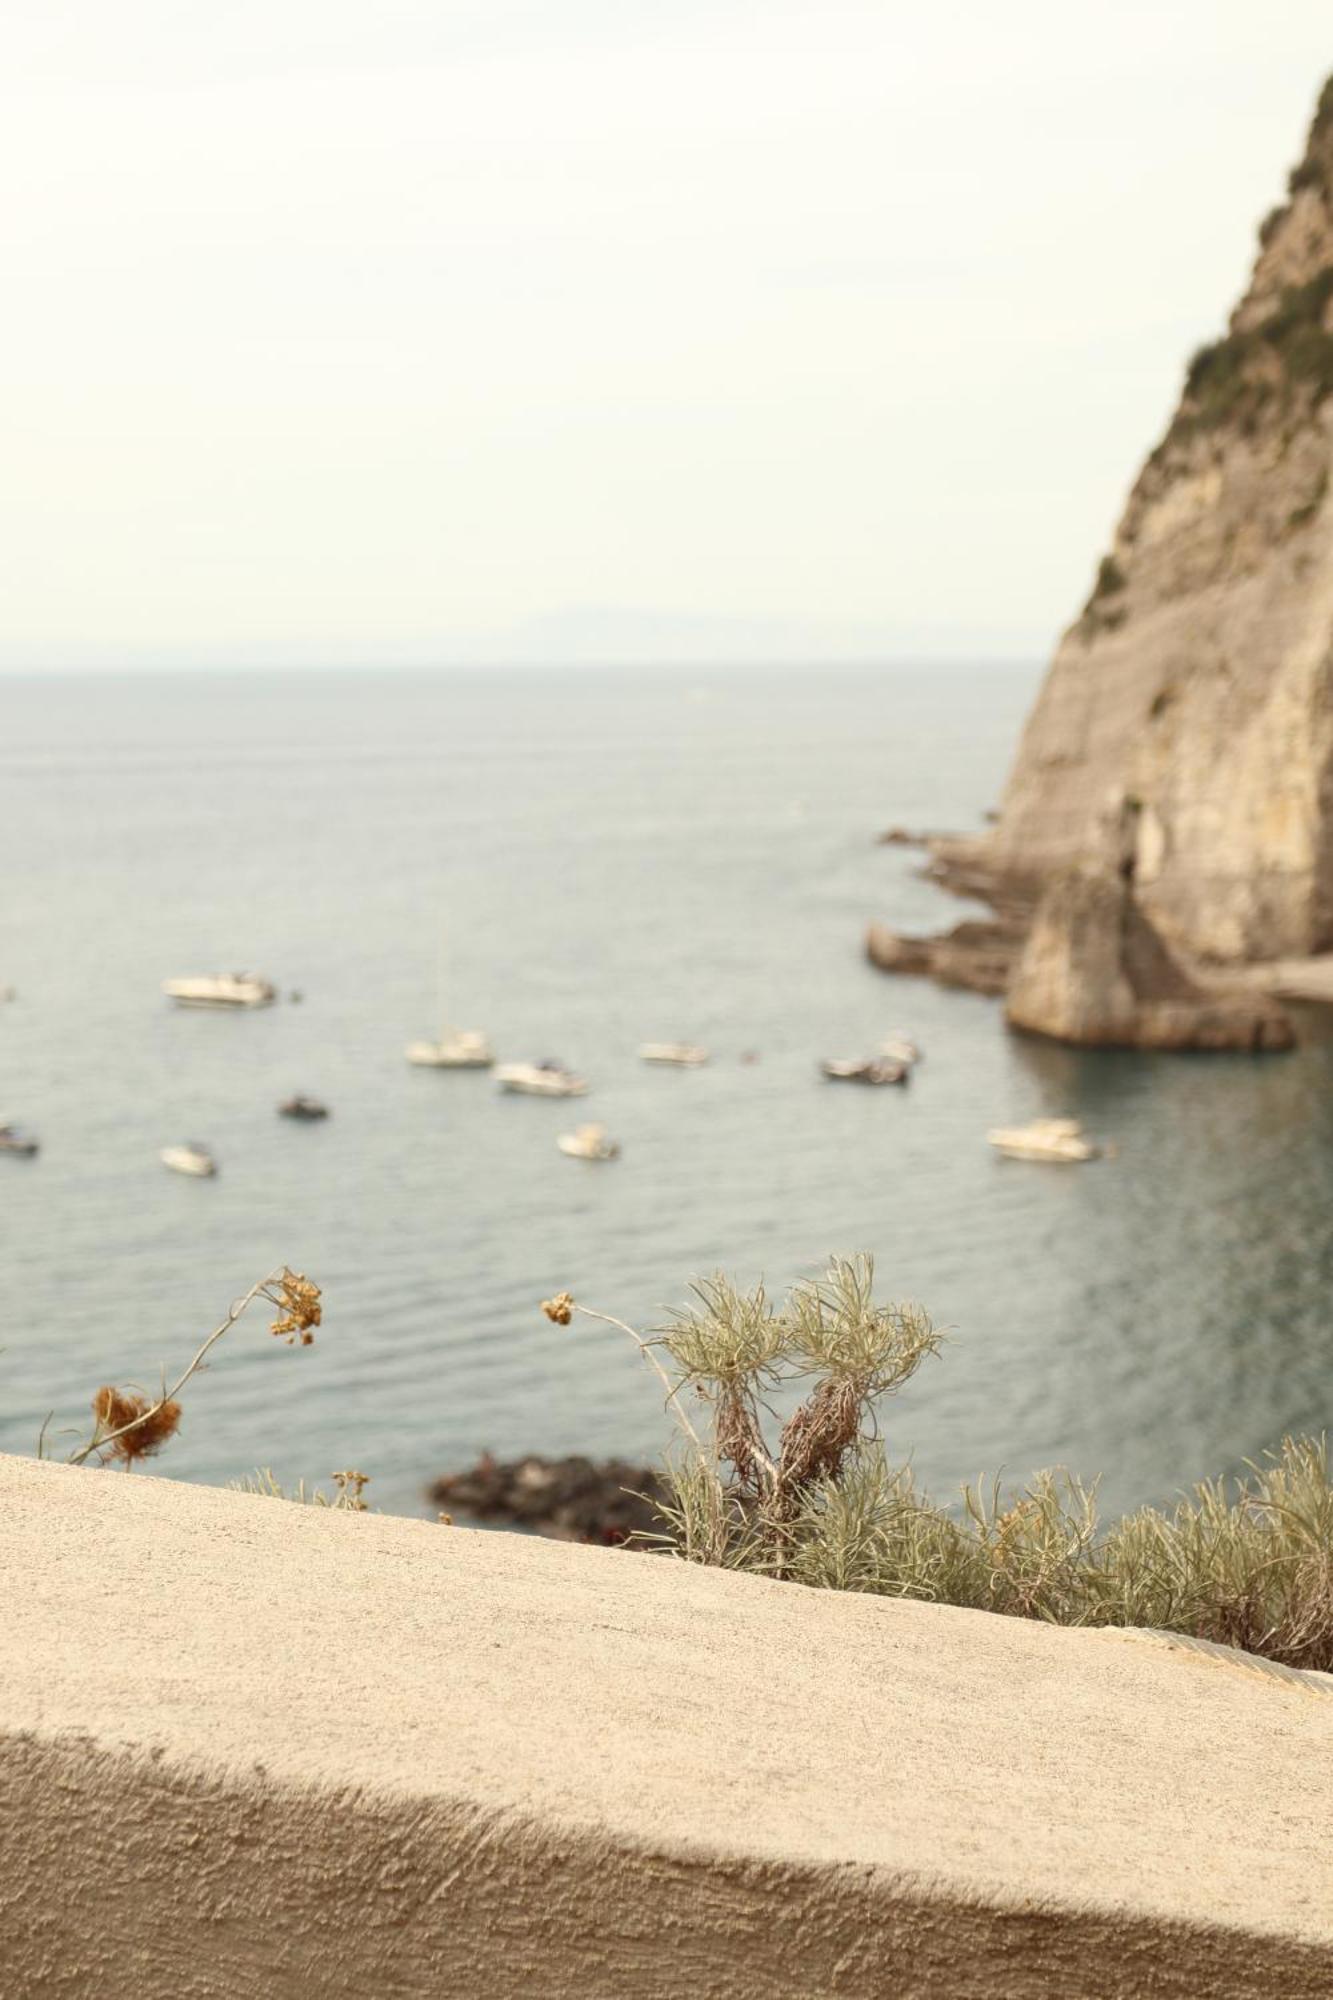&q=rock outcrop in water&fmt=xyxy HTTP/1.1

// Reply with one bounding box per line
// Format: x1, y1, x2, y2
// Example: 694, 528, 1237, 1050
1005, 863, 1293, 1050
874, 77, 1333, 1048
866, 914, 1020, 995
